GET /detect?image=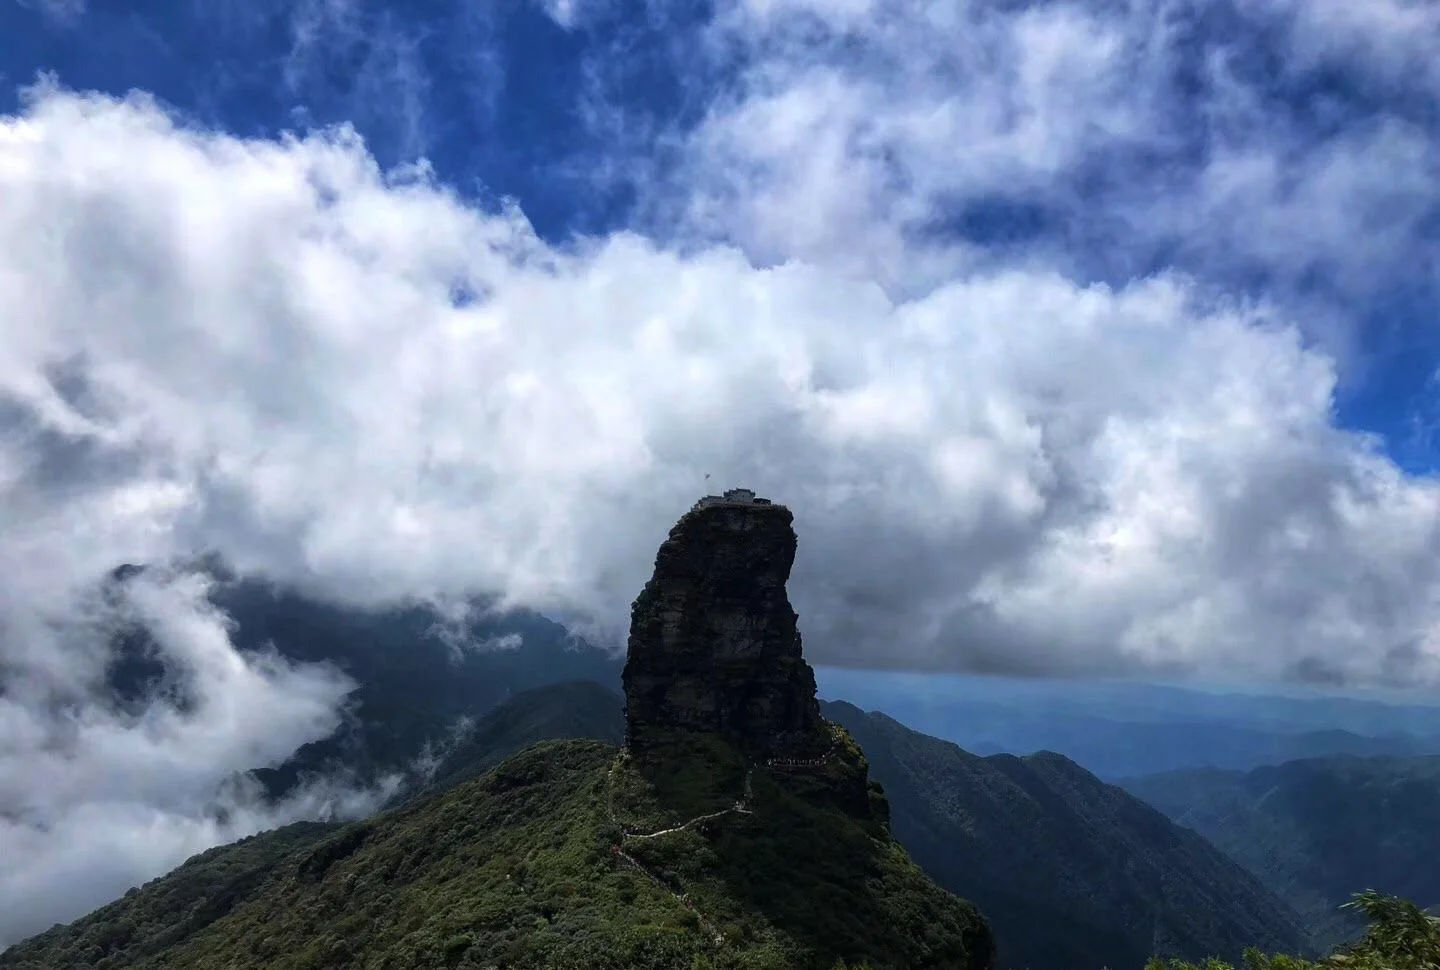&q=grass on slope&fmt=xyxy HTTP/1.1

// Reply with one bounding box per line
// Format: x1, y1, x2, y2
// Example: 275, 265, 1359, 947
0, 822, 339, 969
